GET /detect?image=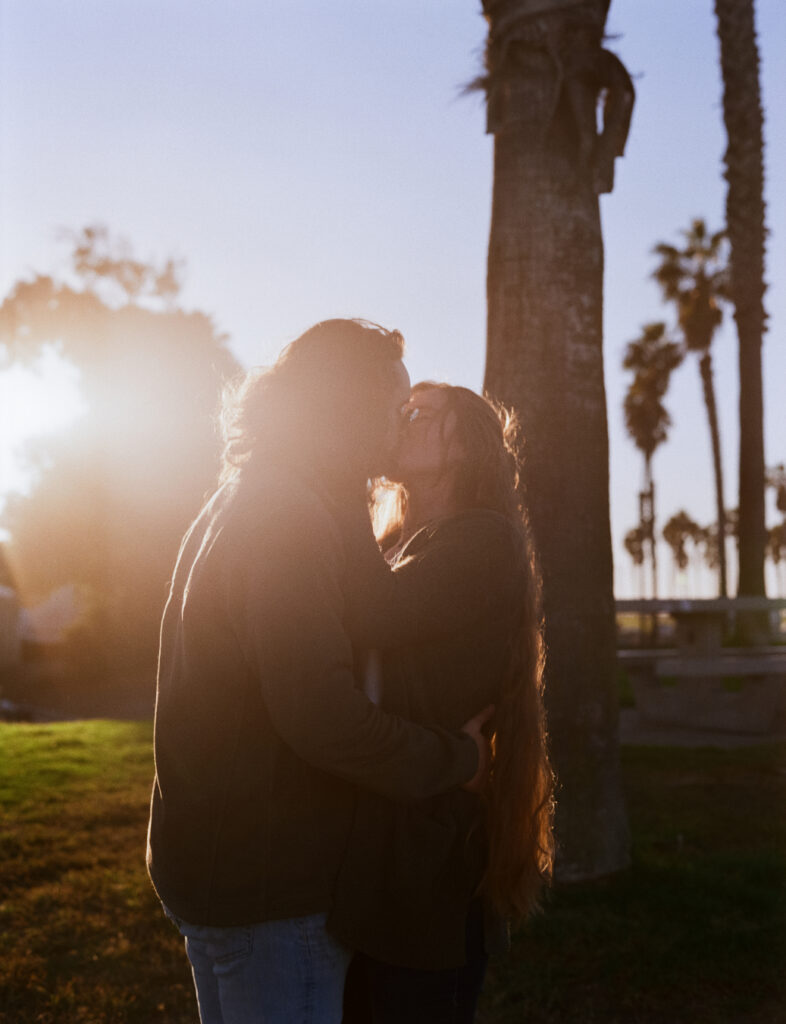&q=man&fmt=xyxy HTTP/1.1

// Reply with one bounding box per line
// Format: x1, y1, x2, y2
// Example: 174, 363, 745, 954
147, 319, 490, 1024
